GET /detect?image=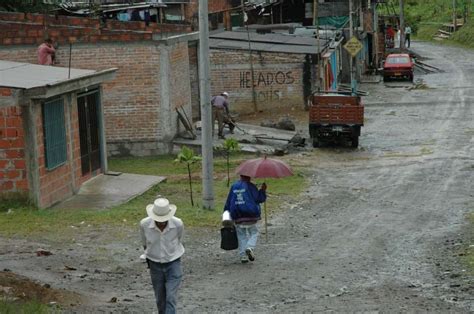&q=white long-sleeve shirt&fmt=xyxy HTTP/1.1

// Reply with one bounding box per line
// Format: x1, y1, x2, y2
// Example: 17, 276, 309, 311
140, 216, 184, 263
